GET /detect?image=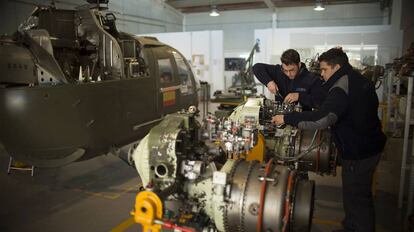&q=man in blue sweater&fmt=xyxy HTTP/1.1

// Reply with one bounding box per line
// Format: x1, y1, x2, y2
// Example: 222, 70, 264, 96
272, 48, 386, 232
253, 49, 325, 109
